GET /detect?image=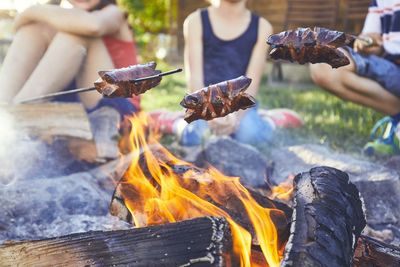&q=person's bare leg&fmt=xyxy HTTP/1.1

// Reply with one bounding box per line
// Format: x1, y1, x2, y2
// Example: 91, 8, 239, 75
68, 38, 115, 163
76, 38, 114, 109
13, 32, 90, 103
0, 23, 55, 102
310, 54, 400, 115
